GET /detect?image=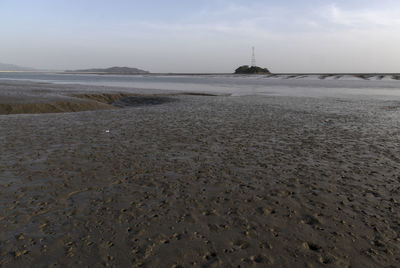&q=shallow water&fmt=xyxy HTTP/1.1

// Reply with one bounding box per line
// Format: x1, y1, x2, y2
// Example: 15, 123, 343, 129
1, 72, 400, 99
